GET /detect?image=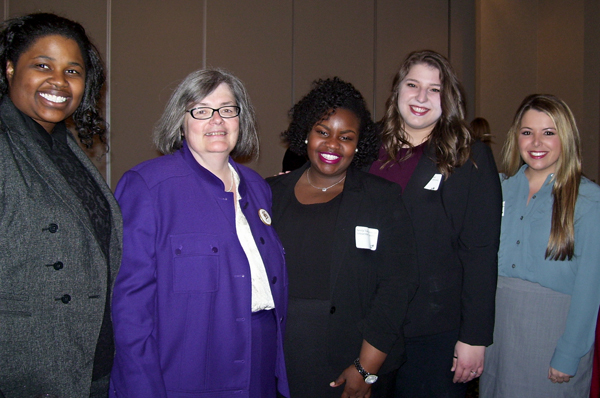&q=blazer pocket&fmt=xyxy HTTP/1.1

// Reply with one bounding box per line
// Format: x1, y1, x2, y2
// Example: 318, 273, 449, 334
170, 233, 220, 293
0, 293, 32, 317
